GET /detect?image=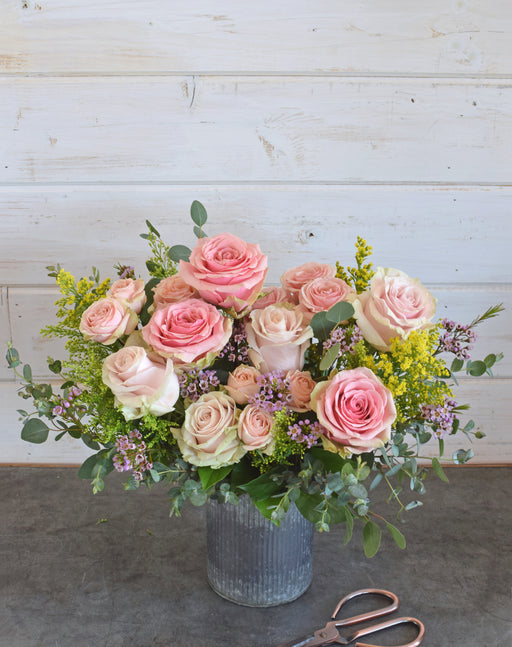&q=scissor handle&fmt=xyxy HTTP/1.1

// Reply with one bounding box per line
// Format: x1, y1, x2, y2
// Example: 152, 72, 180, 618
331, 588, 400, 627
347, 615, 425, 647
